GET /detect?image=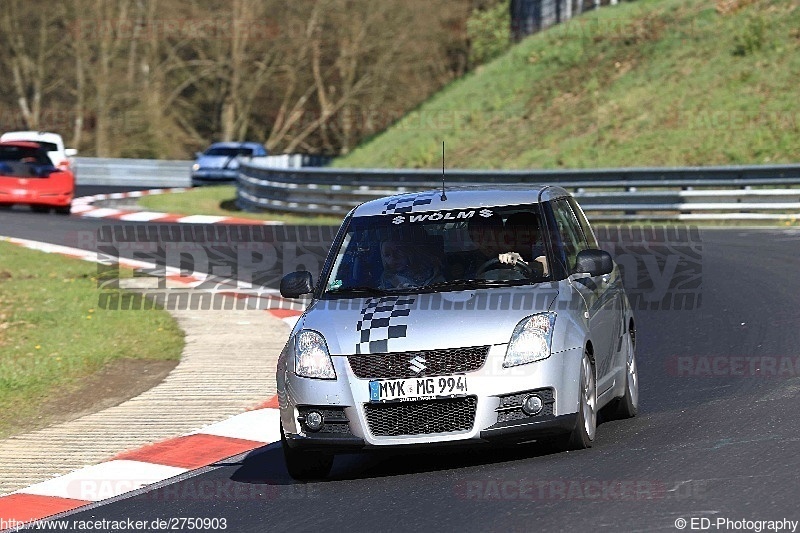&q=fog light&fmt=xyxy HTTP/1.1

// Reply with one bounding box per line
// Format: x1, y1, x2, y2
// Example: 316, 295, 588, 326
305, 410, 324, 431
521, 395, 543, 416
